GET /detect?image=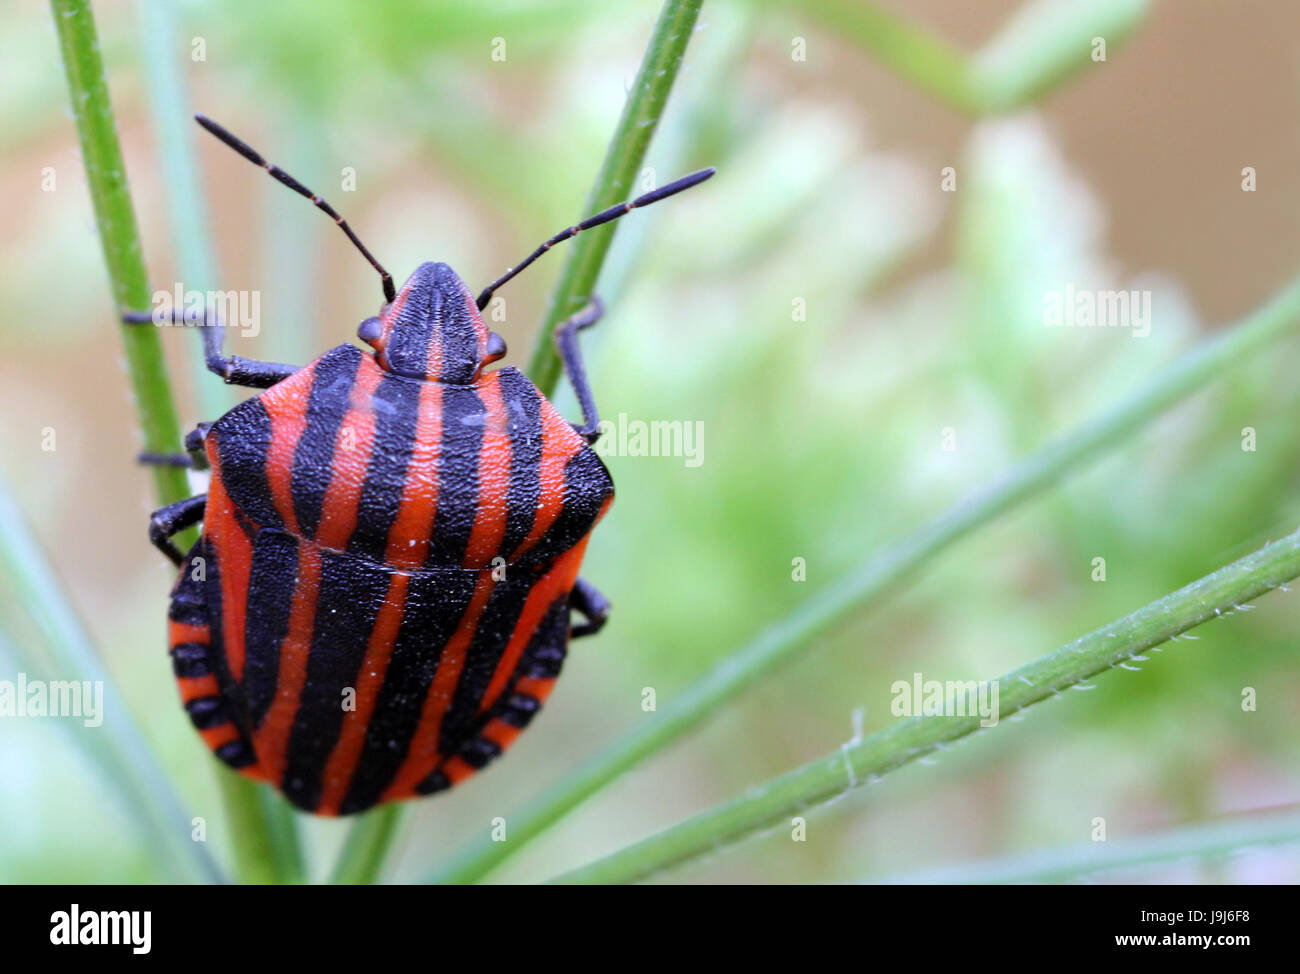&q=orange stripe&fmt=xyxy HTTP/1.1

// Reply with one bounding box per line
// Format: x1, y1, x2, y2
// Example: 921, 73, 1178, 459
424, 310, 444, 381
379, 572, 497, 801
260, 368, 312, 535
477, 541, 587, 716
253, 543, 322, 786
511, 398, 582, 559
176, 673, 220, 703
168, 621, 210, 646
462, 372, 512, 568
372, 288, 409, 373
478, 718, 521, 751
314, 357, 384, 550
440, 756, 475, 786
385, 382, 443, 569
206, 464, 254, 681
315, 571, 410, 815
199, 724, 239, 751
512, 674, 557, 702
